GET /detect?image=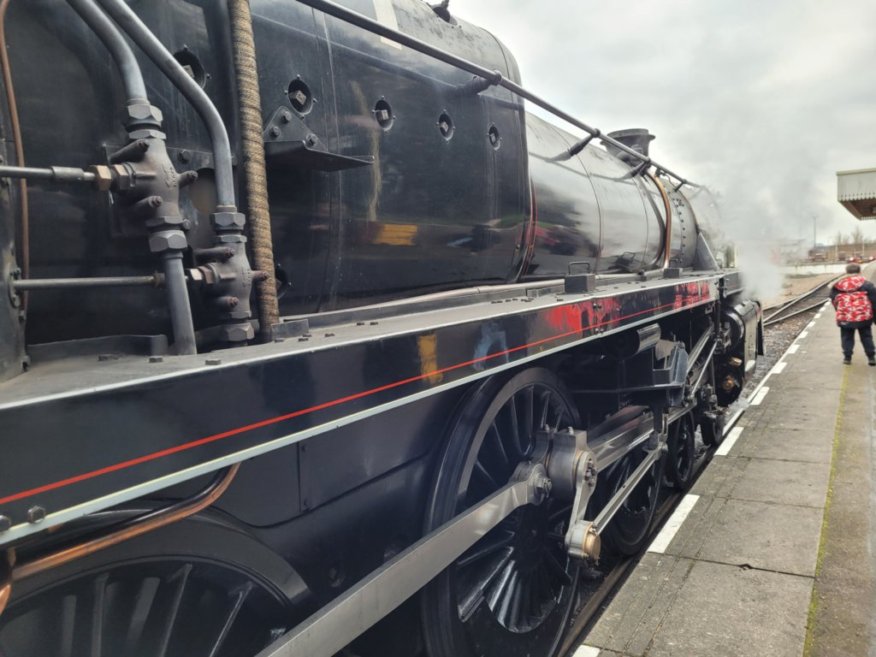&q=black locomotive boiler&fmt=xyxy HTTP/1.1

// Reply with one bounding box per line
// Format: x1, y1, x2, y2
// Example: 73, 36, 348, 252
0, 1, 761, 656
